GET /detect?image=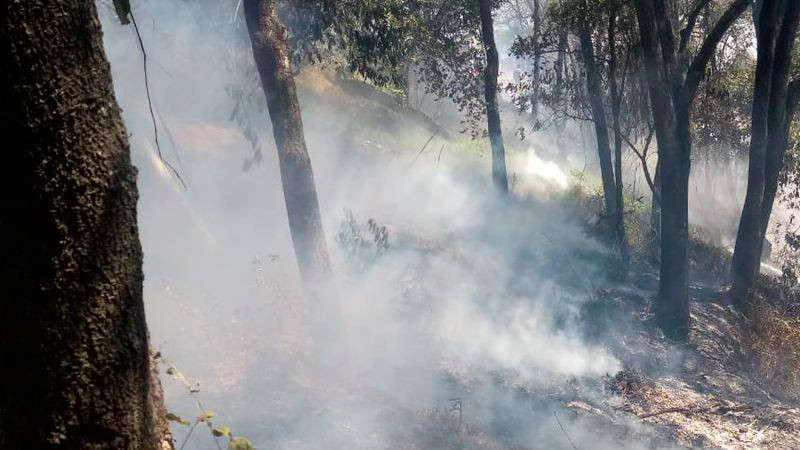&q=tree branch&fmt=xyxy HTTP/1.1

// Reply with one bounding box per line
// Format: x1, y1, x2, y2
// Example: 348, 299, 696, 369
623, 126, 658, 201
786, 77, 800, 122
682, 0, 750, 103
678, 0, 712, 57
